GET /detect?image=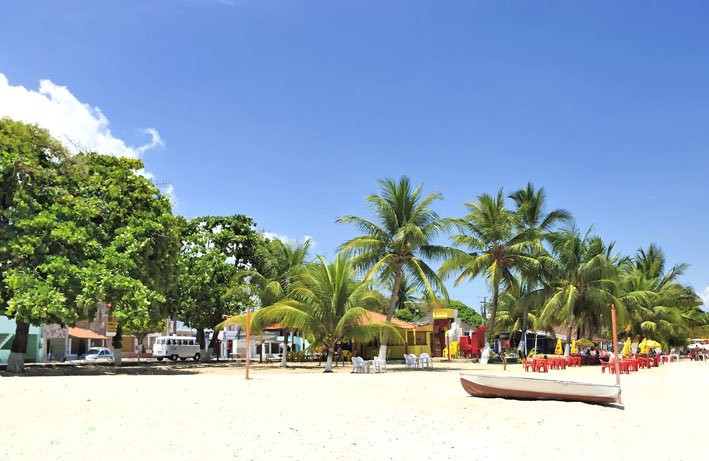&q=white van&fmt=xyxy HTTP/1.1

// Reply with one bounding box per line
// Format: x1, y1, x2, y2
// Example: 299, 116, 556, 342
152, 336, 201, 361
